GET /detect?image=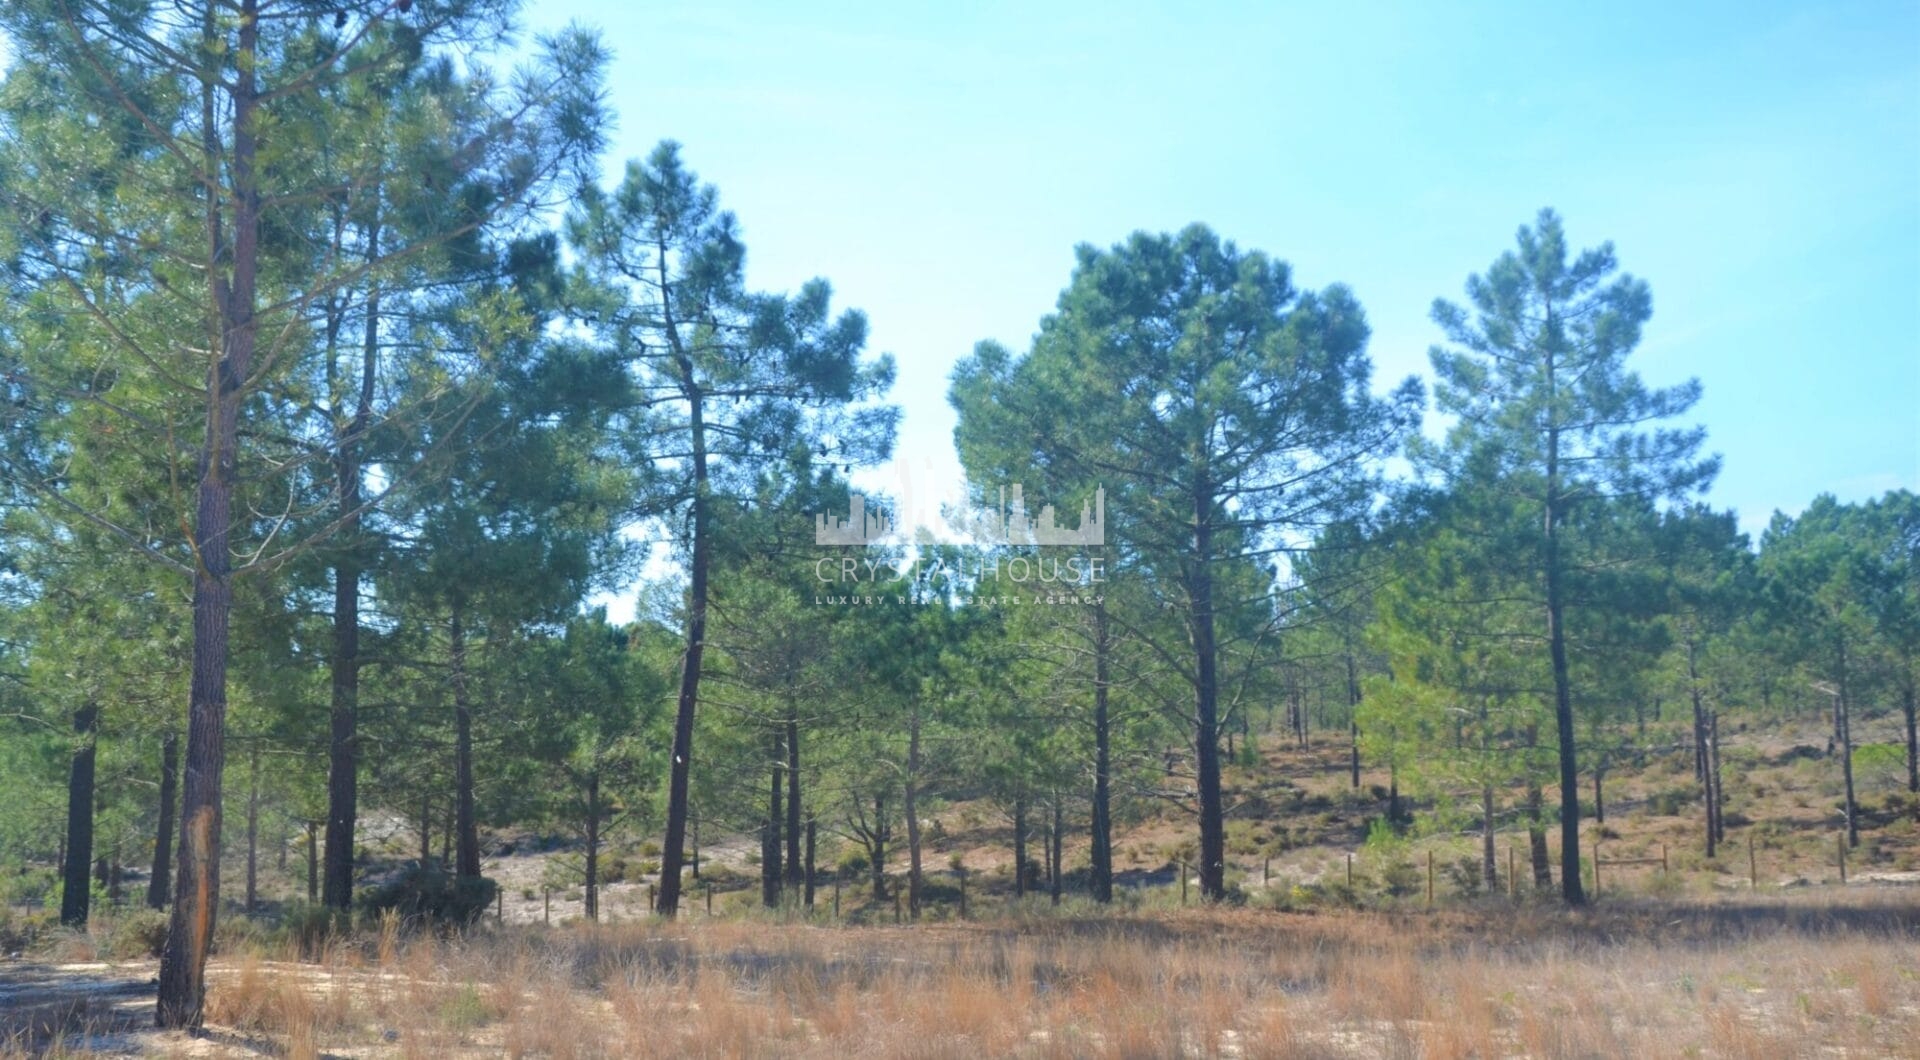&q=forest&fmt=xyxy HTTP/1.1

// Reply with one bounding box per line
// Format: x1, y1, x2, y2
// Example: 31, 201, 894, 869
0, 1, 1915, 1057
